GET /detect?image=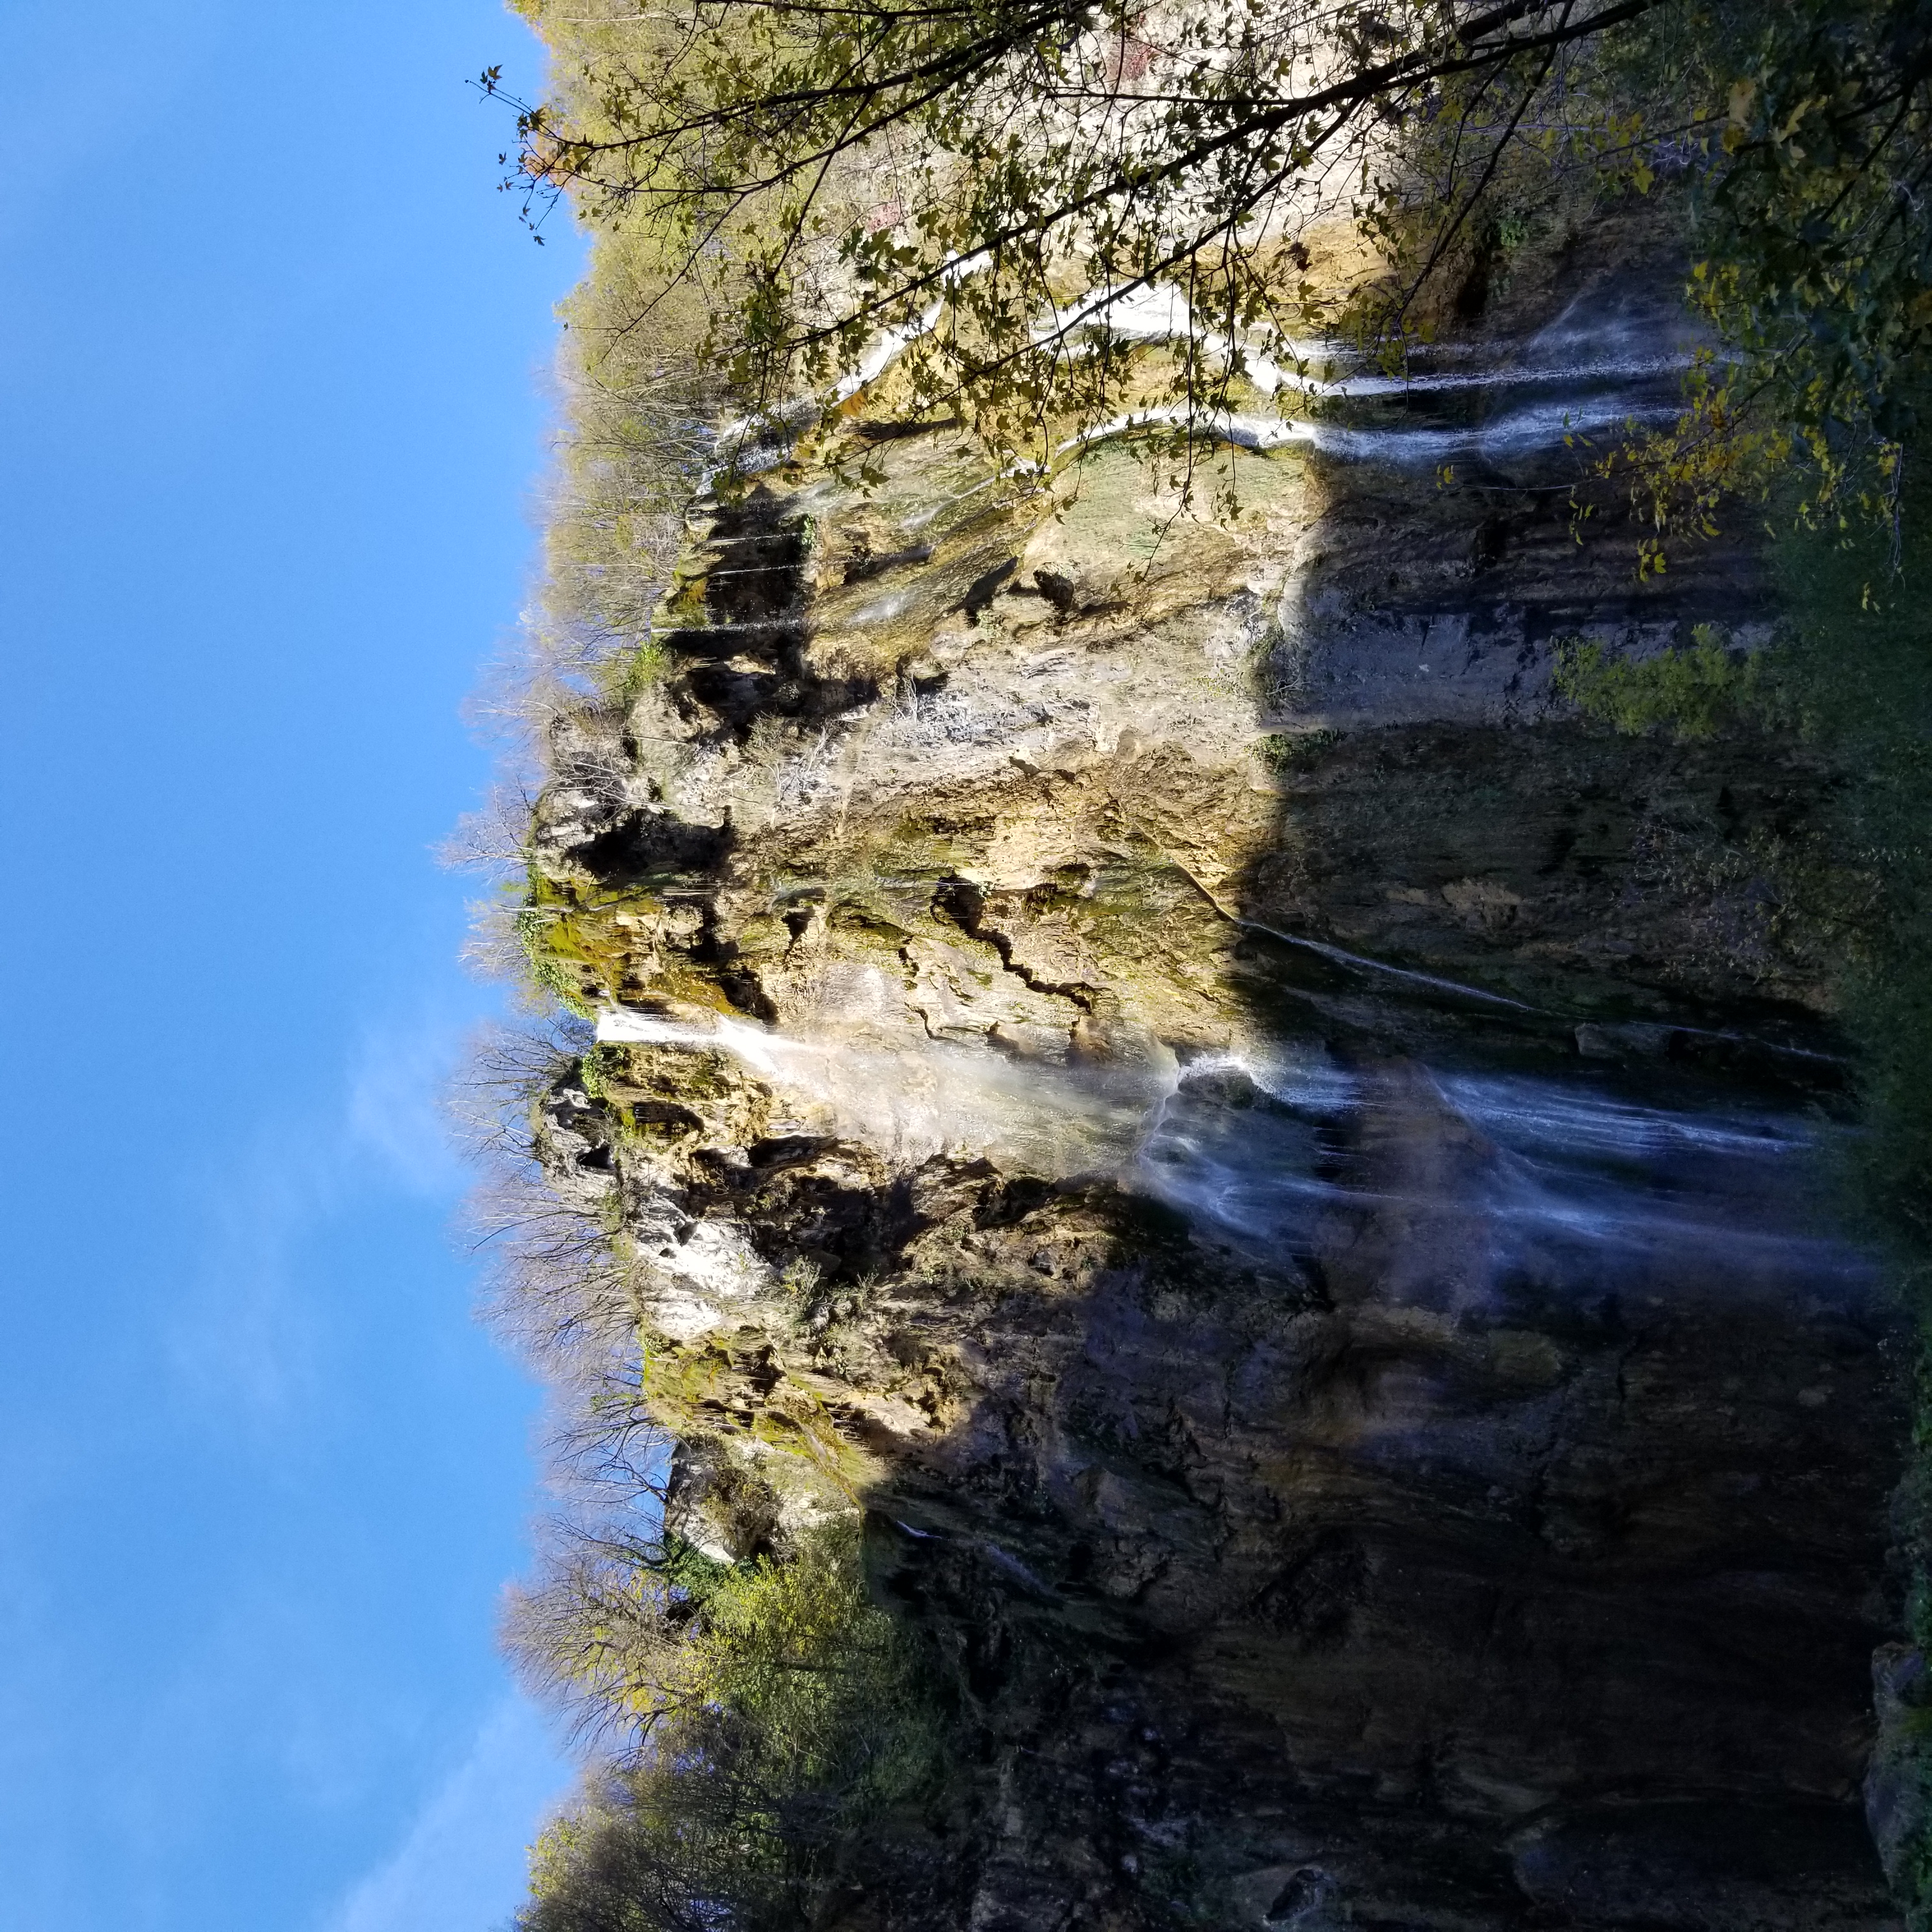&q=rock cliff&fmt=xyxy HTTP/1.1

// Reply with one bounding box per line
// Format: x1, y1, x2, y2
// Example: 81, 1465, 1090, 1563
518, 235, 1907, 1929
